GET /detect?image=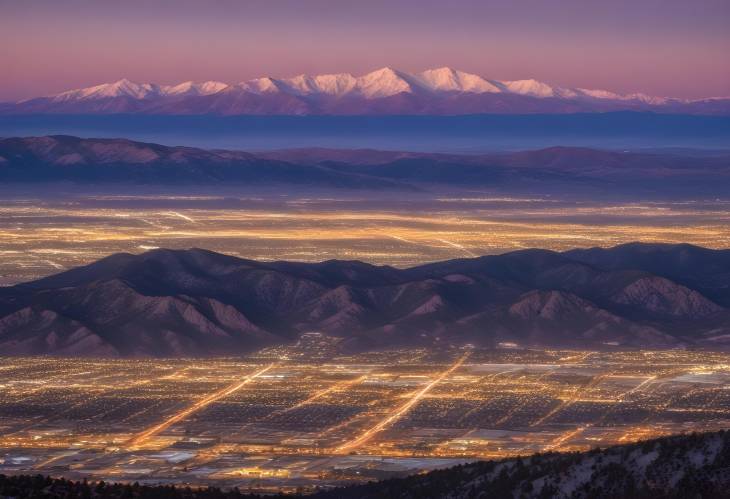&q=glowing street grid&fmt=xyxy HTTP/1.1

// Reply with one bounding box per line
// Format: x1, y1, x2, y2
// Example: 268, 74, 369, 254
1, 194, 729, 285
1, 346, 729, 493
